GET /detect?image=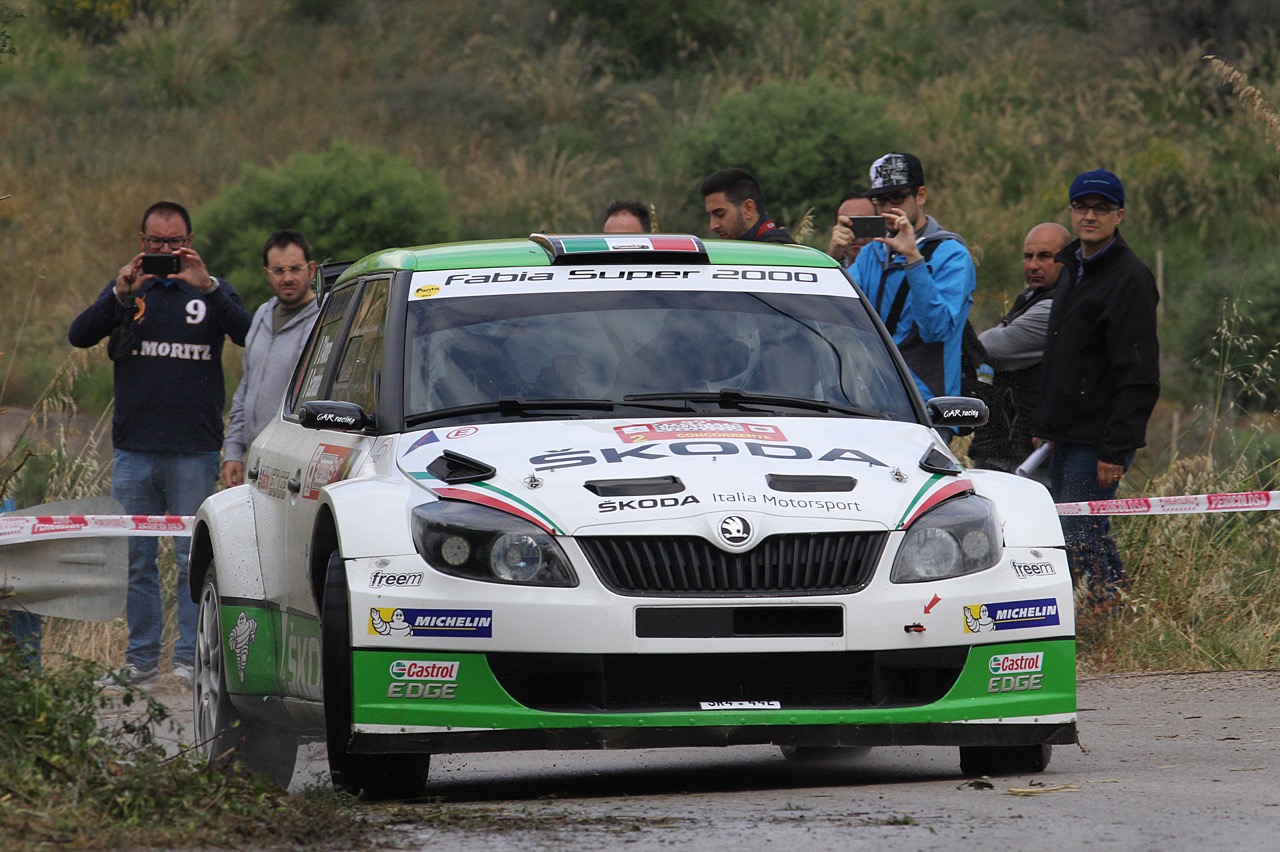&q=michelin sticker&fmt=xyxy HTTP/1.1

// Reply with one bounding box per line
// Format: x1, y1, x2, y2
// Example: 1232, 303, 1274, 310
370, 607, 494, 638
963, 598, 1060, 633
